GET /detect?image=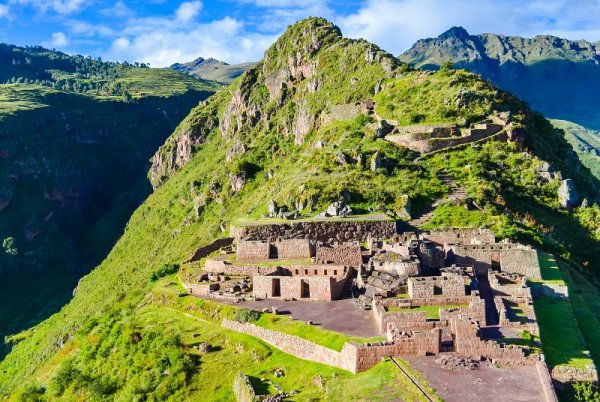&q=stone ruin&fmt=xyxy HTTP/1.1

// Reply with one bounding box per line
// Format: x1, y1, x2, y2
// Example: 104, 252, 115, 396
184, 223, 550, 374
